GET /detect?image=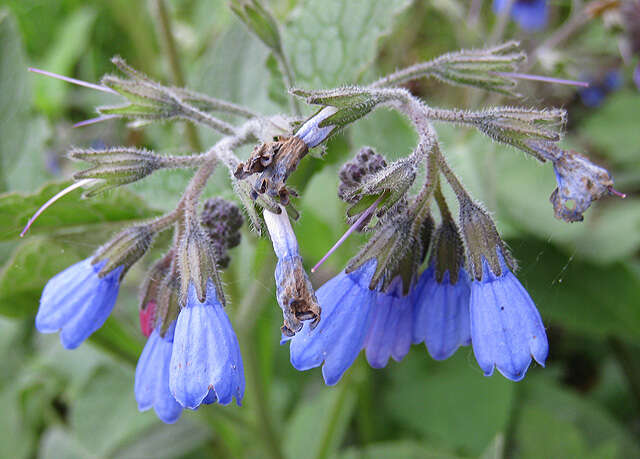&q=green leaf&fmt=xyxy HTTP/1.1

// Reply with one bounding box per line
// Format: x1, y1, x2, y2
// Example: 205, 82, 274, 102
0, 238, 83, 318
39, 428, 92, 459
384, 351, 515, 456
89, 316, 144, 366
284, 0, 412, 88
283, 379, 358, 459
0, 181, 160, 241
33, 7, 97, 116
579, 90, 640, 168
0, 9, 34, 193
512, 237, 640, 342
517, 376, 640, 458
340, 441, 463, 459
69, 365, 156, 457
